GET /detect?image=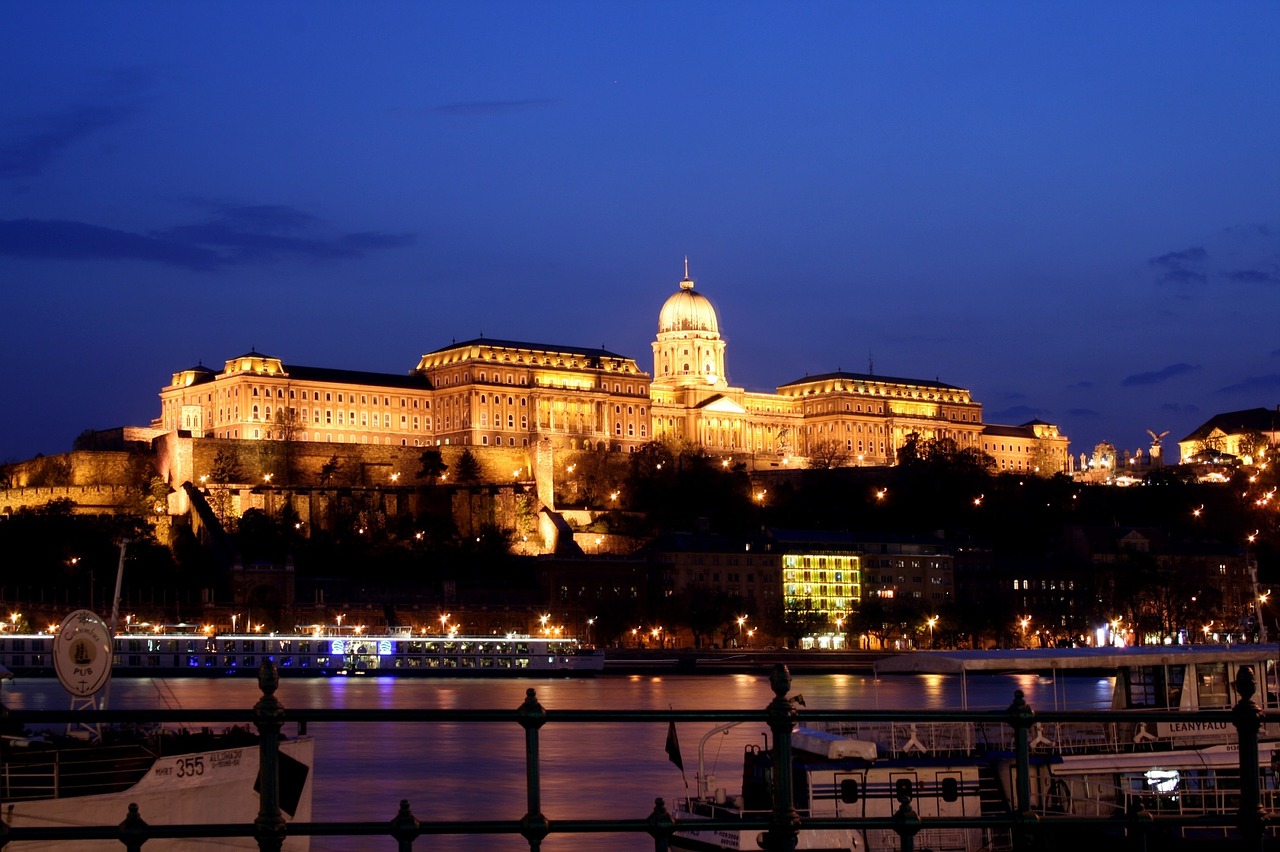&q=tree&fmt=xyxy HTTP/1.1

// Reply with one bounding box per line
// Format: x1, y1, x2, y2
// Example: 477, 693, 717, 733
669, 587, 741, 648
269, 405, 302, 484
416, 449, 448, 481
779, 598, 826, 648
455, 449, 481, 483
319, 453, 342, 485
808, 440, 851, 470
209, 449, 245, 484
